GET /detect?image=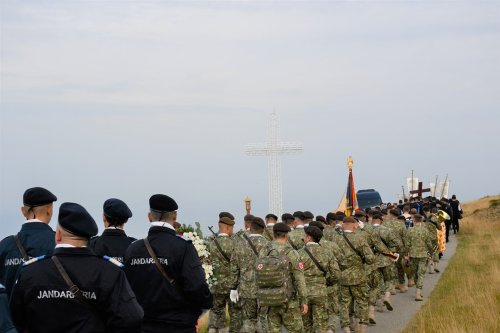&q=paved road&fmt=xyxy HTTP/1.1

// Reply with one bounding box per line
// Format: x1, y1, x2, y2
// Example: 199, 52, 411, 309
335, 233, 458, 333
